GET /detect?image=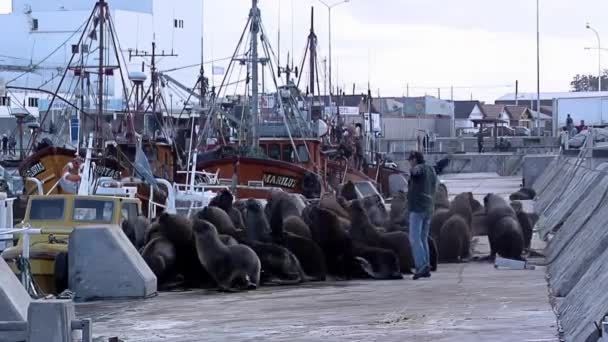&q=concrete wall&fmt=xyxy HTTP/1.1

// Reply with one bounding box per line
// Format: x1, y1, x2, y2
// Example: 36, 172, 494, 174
533, 155, 608, 341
